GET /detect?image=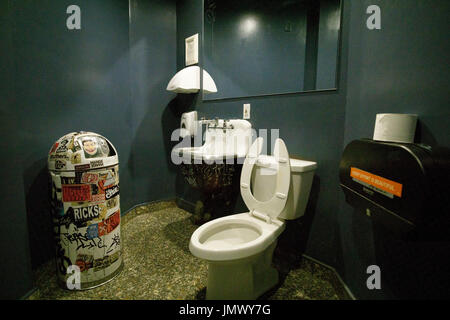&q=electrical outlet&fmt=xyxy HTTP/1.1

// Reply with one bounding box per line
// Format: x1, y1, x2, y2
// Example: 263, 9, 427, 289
243, 104, 251, 119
